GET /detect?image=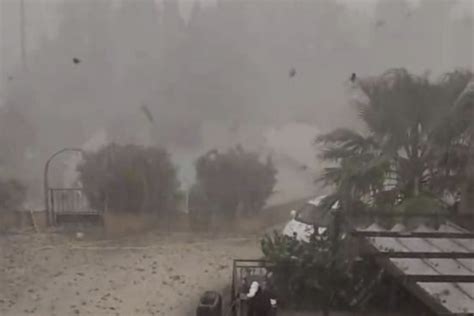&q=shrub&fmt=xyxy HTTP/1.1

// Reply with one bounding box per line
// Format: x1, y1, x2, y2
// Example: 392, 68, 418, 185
194, 145, 277, 219
77, 143, 179, 214
261, 229, 353, 313
0, 179, 26, 212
